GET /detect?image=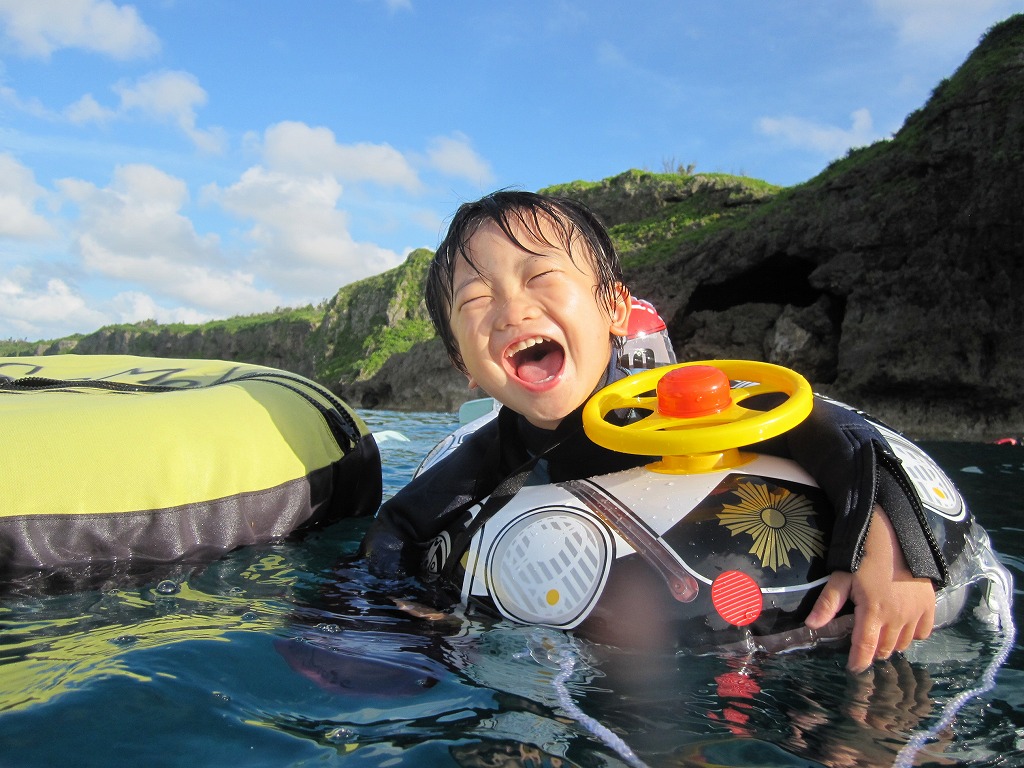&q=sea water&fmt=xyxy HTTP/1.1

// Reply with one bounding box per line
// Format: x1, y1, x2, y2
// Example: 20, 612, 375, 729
0, 411, 1021, 768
